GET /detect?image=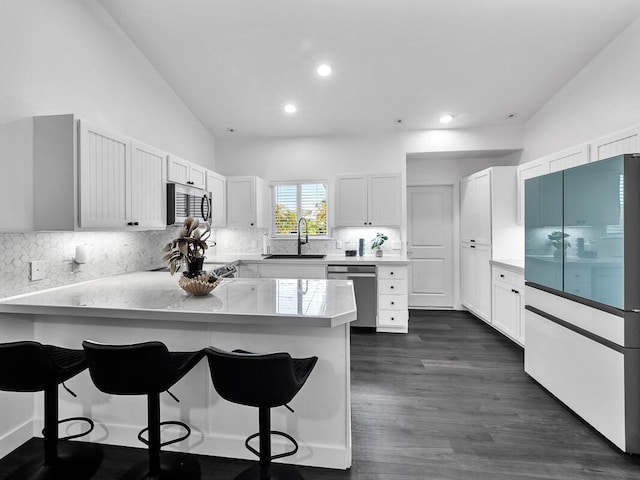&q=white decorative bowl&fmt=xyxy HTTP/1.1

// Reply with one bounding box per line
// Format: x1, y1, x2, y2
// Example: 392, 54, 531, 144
178, 275, 221, 296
